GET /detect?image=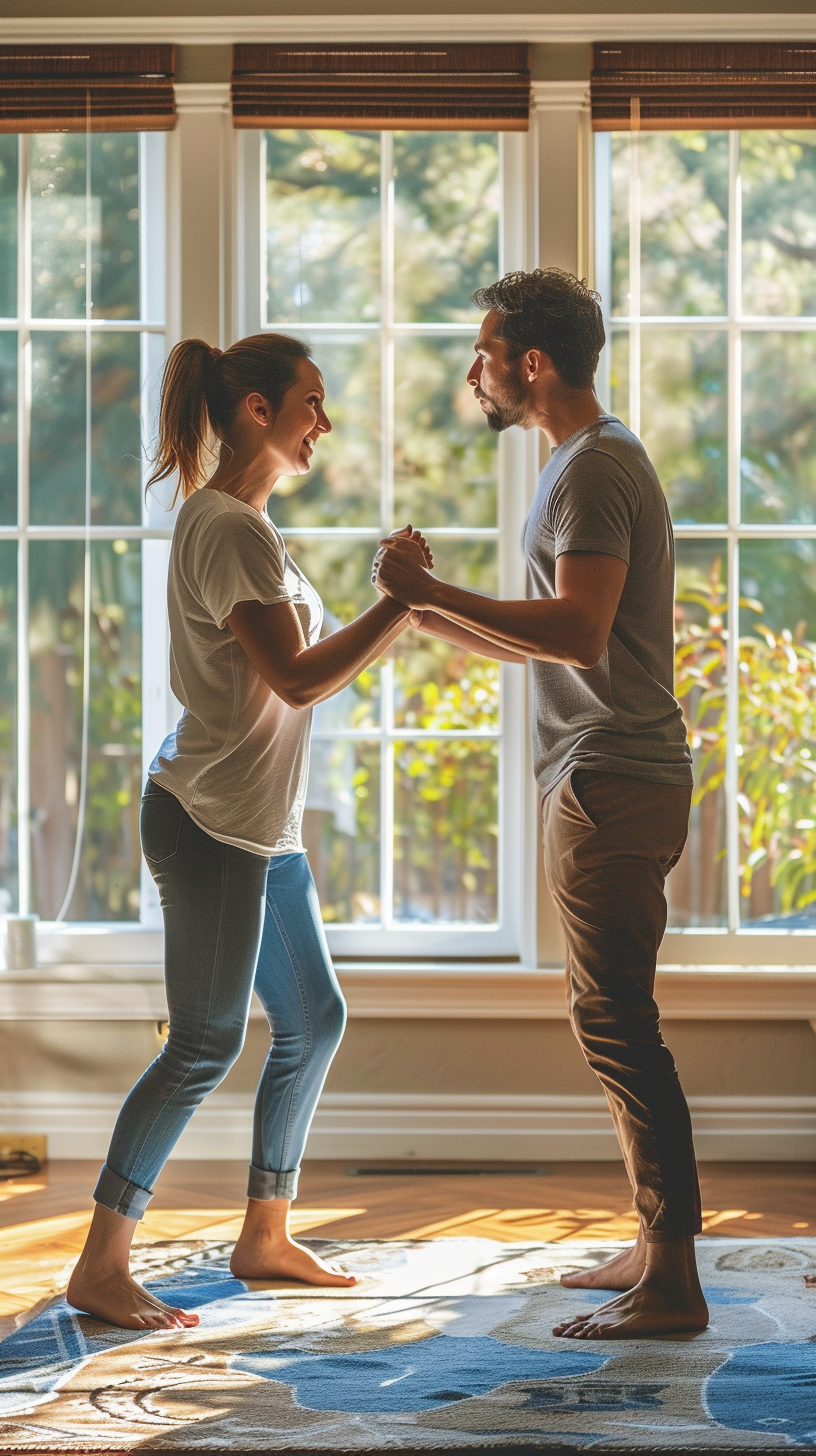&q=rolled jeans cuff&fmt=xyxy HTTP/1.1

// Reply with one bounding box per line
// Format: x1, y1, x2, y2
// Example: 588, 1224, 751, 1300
247, 1163, 299, 1201
642, 1222, 702, 1245
94, 1163, 153, 1221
